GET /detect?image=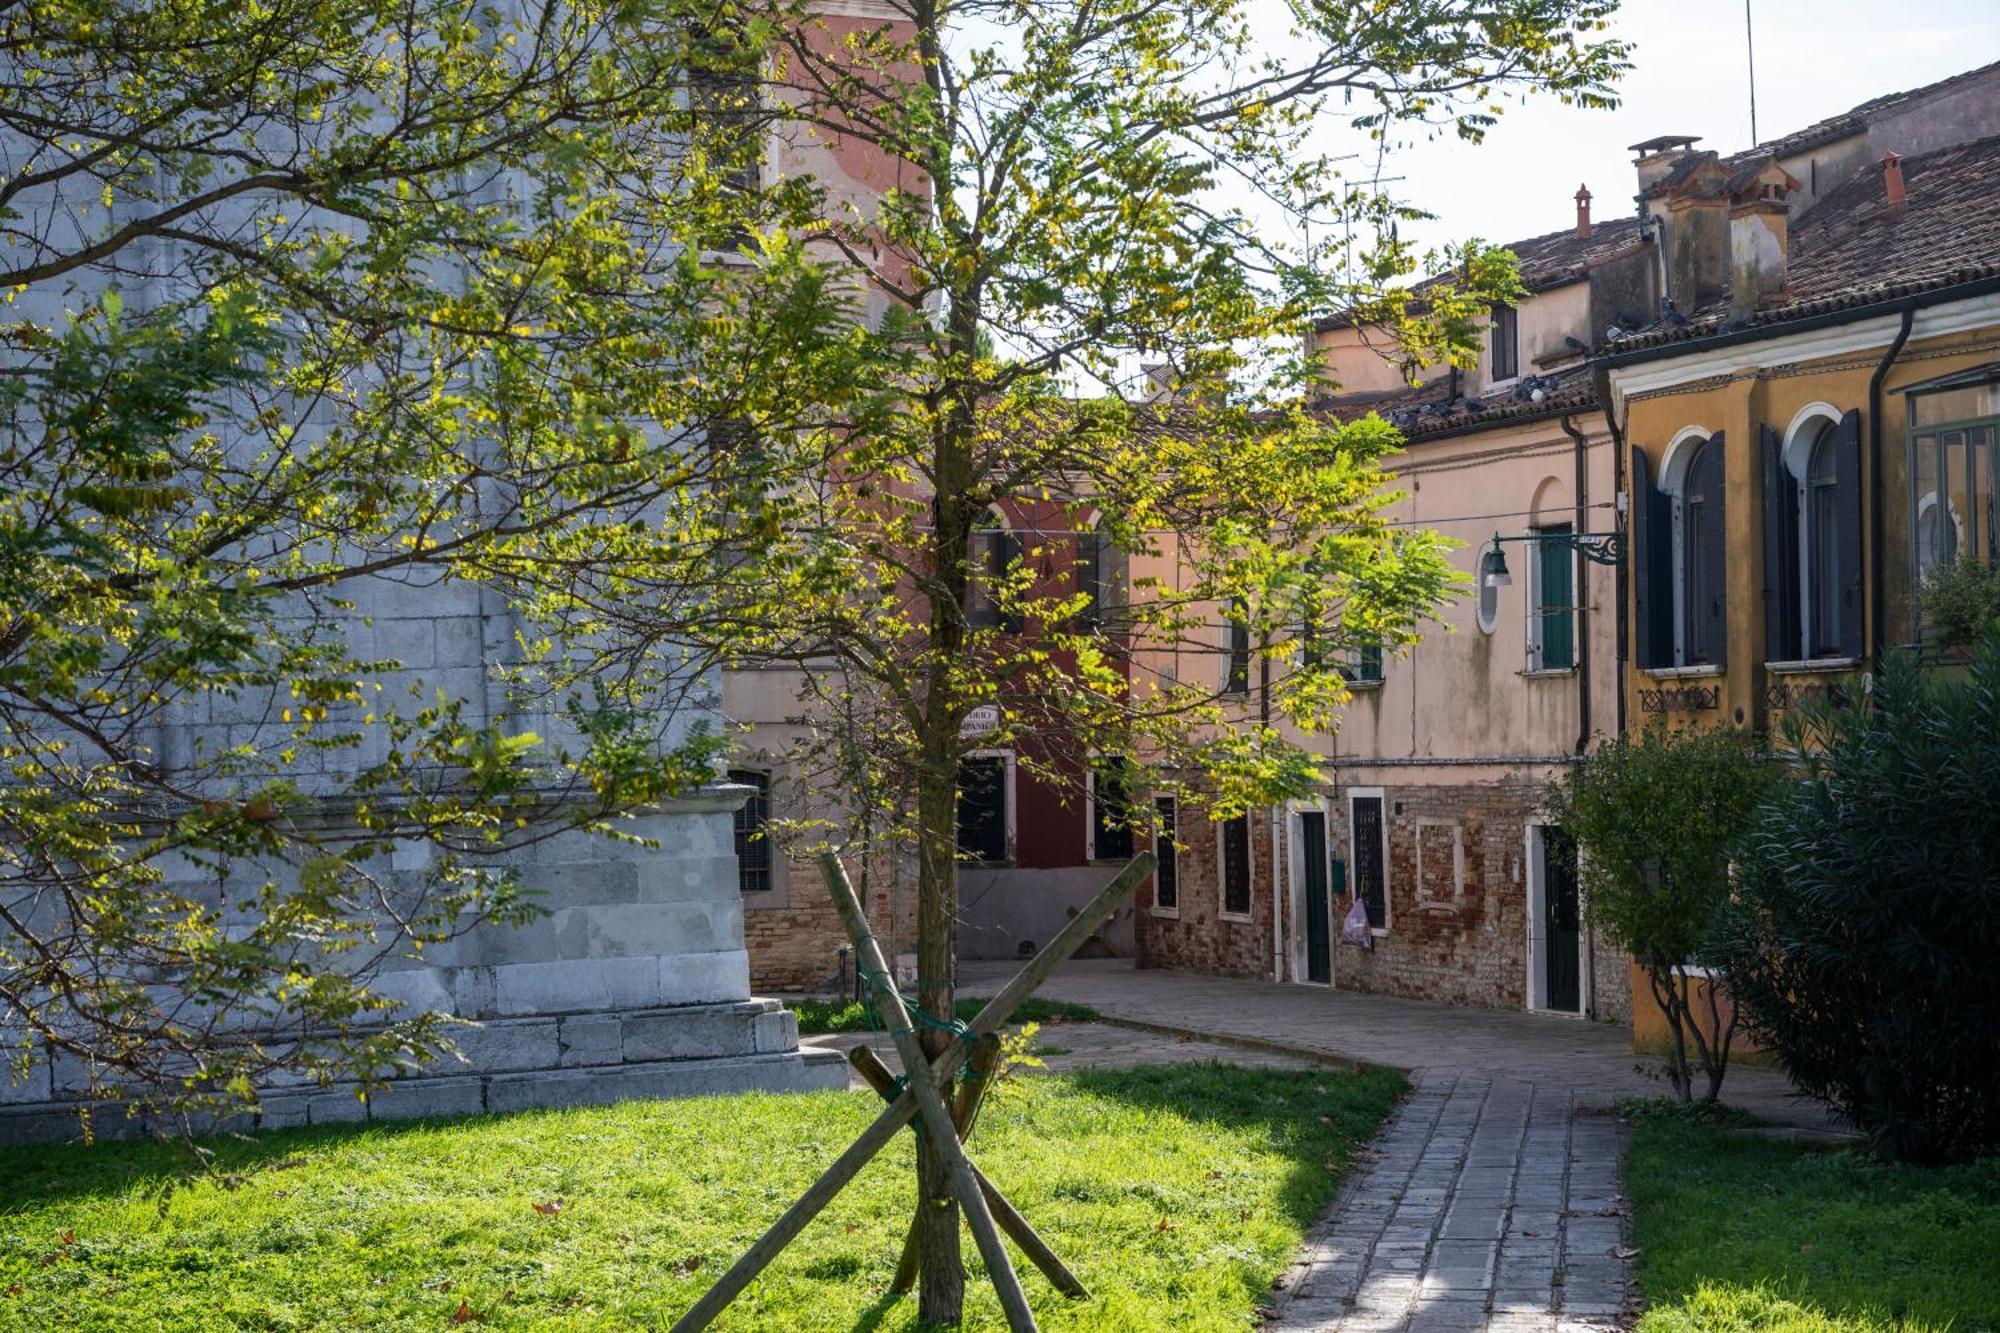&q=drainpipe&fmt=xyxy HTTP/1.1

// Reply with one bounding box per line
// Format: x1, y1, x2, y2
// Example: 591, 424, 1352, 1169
1261, 654, 1282, 983
1594, 368, 1630, 741
1560, 413, 1593, 755
1868, 302, 1917, 661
